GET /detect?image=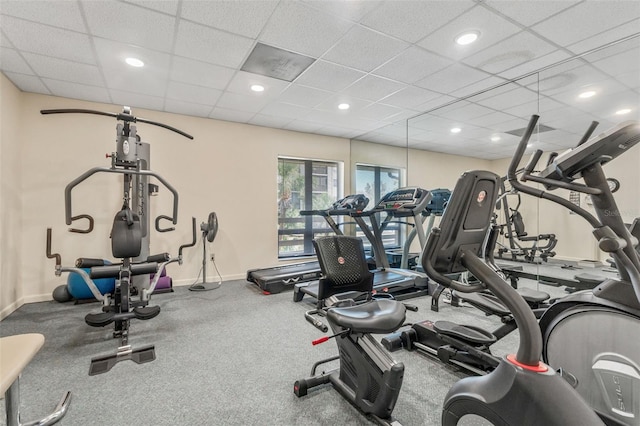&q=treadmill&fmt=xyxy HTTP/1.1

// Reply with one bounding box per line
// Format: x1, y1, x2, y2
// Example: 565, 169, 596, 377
246, 194, 369, 294
293, 187, 432, 302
